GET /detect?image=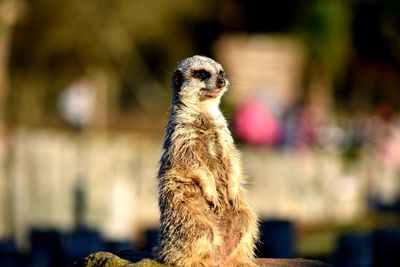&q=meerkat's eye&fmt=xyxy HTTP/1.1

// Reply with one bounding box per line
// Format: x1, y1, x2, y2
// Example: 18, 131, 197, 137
192, 69, 211, 81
